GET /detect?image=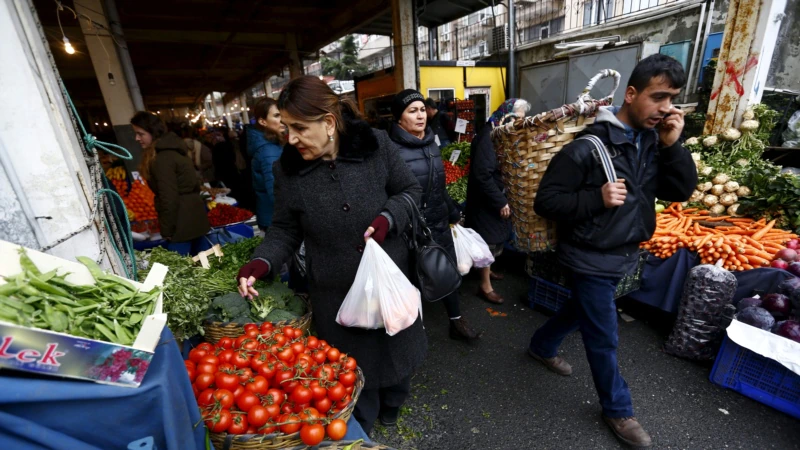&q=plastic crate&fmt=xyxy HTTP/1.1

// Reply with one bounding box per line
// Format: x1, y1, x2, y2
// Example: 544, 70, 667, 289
527, 276, 572, 313
710, 336, 800, 420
